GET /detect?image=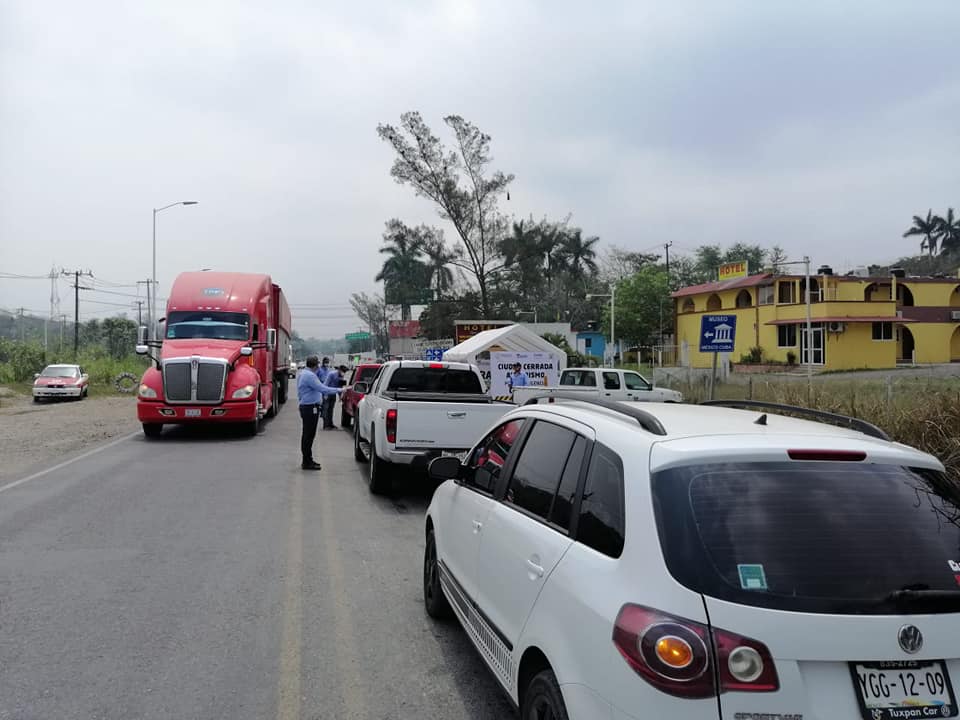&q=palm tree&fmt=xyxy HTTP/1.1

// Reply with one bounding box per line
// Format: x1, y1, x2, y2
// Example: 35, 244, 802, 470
557, 228, 599, 284
376, 220, 427, 320
422, 237, 458, 301
936, 208, 960, 256
903, 210, 941, 257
